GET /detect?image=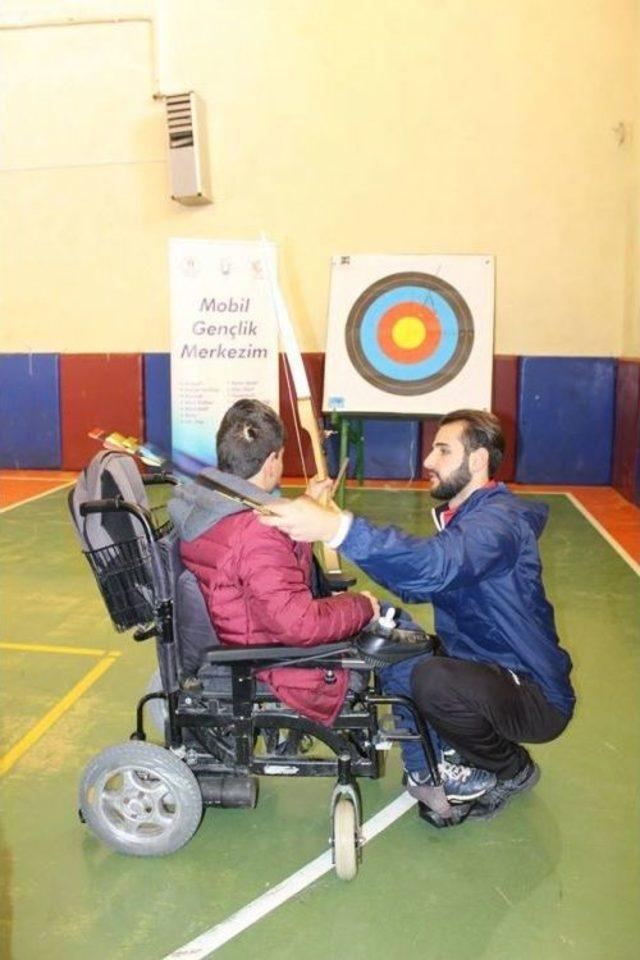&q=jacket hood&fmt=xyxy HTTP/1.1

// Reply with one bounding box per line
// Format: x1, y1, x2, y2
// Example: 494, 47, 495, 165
168, 467, 278, 542
441, 483, 549, 540
511, 492, 549, 539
